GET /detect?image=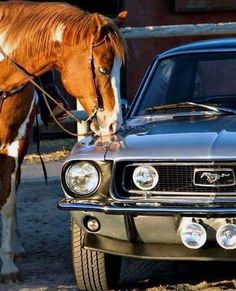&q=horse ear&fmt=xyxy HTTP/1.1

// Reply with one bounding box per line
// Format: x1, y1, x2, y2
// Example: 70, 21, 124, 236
90, 13, 103, 40
115, 11, 128, 28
